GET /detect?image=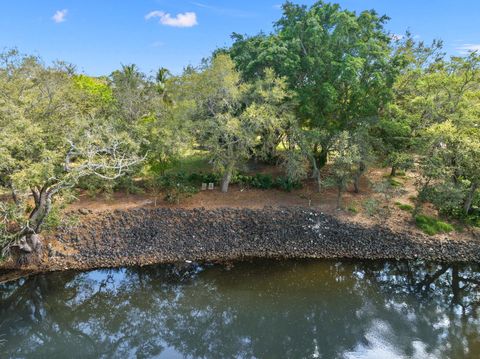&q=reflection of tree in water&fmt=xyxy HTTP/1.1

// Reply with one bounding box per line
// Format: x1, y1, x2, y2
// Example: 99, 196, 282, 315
361, 261, 480, 358
0, 260, 479, 359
